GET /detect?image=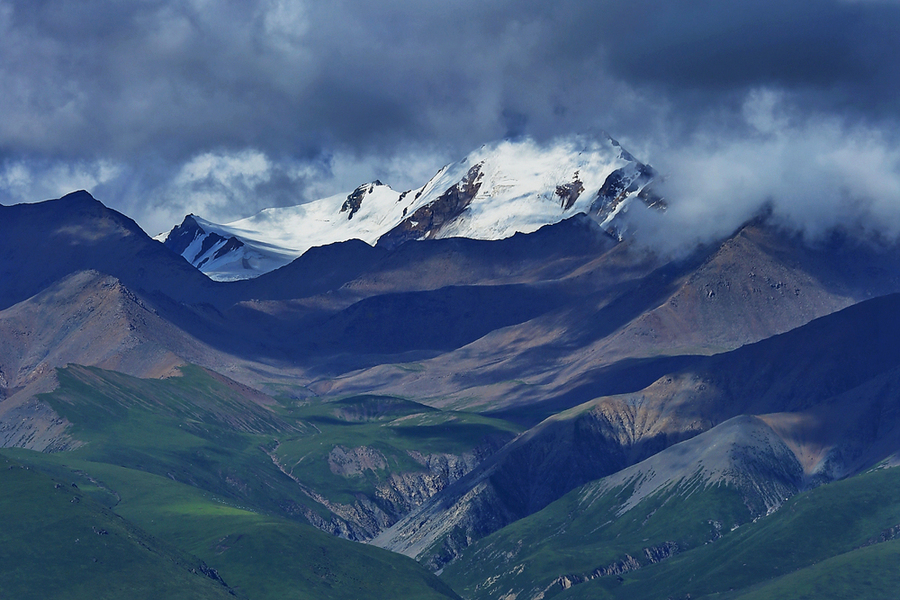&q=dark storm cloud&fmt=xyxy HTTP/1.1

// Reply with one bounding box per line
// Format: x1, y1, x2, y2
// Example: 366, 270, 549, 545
0, 0, 898, 236
602, 2, 876, 86
592, 0, 900, 124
